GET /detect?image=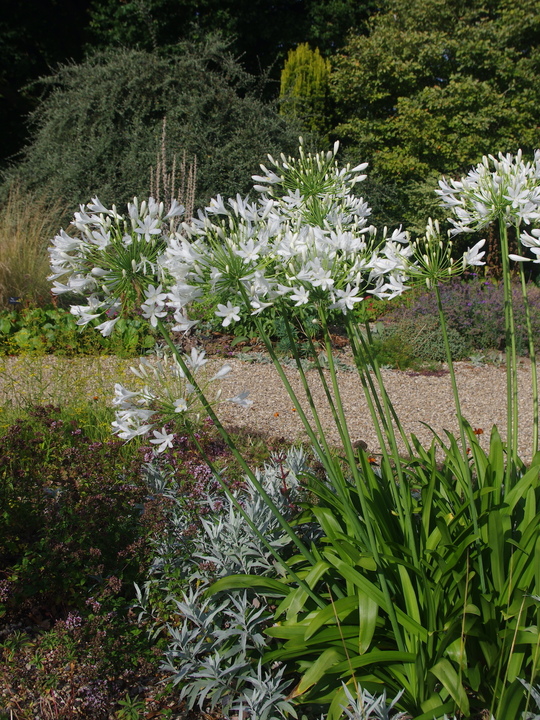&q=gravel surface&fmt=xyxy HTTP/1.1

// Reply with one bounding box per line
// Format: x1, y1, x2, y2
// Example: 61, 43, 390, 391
214, 352, 536, 462
0, 352, 536, 462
